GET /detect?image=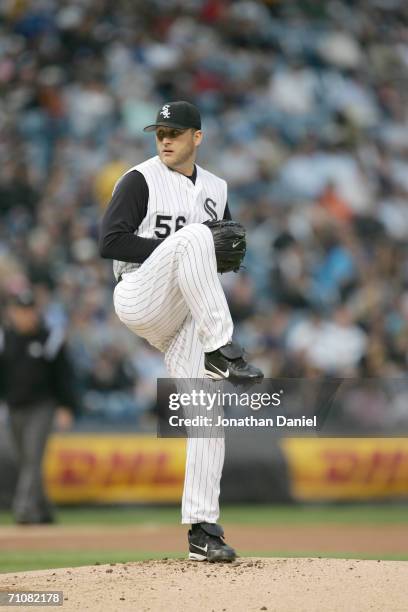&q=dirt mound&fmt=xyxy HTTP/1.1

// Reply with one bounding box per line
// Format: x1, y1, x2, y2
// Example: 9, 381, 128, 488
1, 557, 407, 612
